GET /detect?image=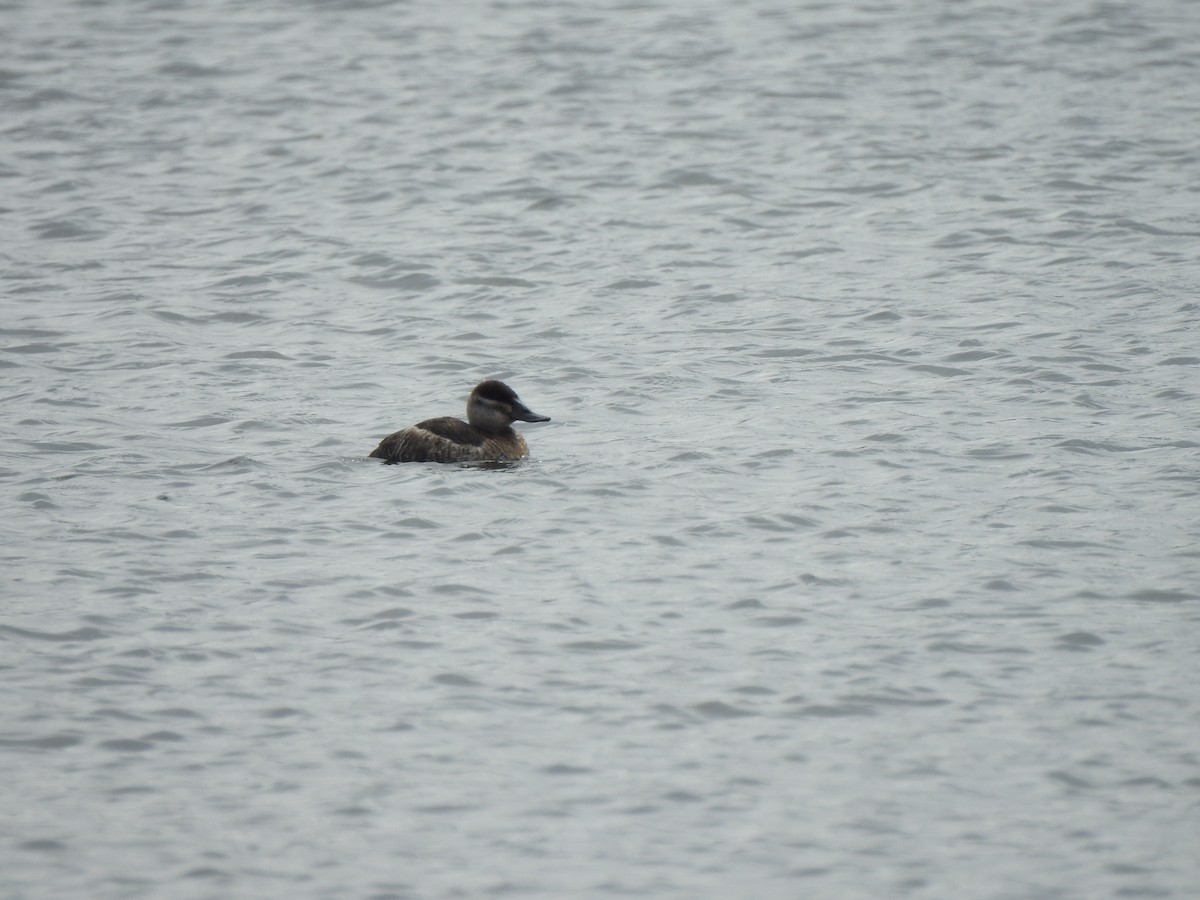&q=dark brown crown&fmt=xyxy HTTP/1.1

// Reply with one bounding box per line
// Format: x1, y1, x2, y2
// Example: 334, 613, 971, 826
473, 380, 519, 403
